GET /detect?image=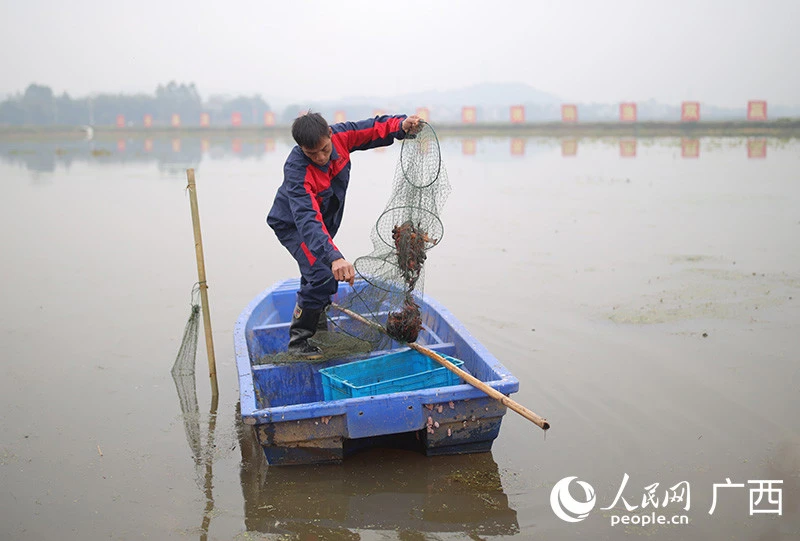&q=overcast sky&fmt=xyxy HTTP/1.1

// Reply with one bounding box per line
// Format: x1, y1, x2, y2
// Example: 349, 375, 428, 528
2, 0, 798, 107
